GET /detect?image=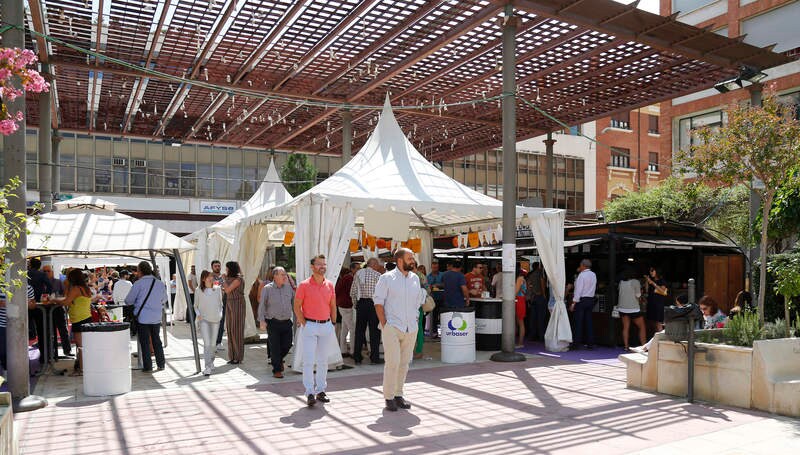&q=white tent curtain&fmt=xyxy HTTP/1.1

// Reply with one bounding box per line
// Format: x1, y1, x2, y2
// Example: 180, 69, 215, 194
293, 199, 355, 284
174, 248, 194, 321
528, 210, 572, 352
411, 228, 433, 271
